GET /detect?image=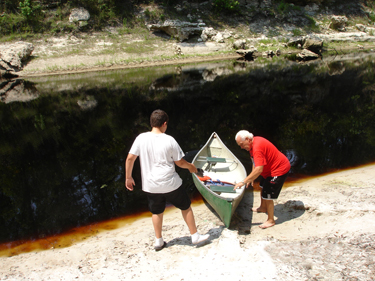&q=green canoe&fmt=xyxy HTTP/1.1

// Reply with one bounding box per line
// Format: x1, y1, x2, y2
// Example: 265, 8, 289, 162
192, 132, 247, 228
